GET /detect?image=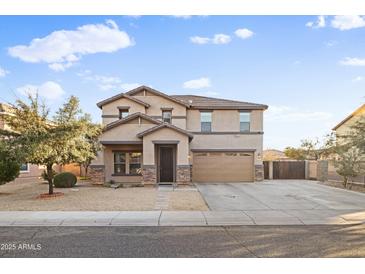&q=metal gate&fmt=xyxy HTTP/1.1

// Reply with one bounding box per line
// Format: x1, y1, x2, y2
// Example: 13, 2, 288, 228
272, 161, 305, 179
263, 161, 270, 179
